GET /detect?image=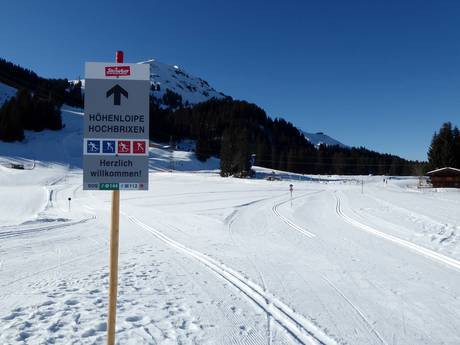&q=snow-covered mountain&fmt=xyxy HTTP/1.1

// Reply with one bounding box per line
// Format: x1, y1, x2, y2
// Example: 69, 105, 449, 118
72, 59, 226, 108
139, 59, 226, 107
302, 131, 347, 148
0, 81, 16, 105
